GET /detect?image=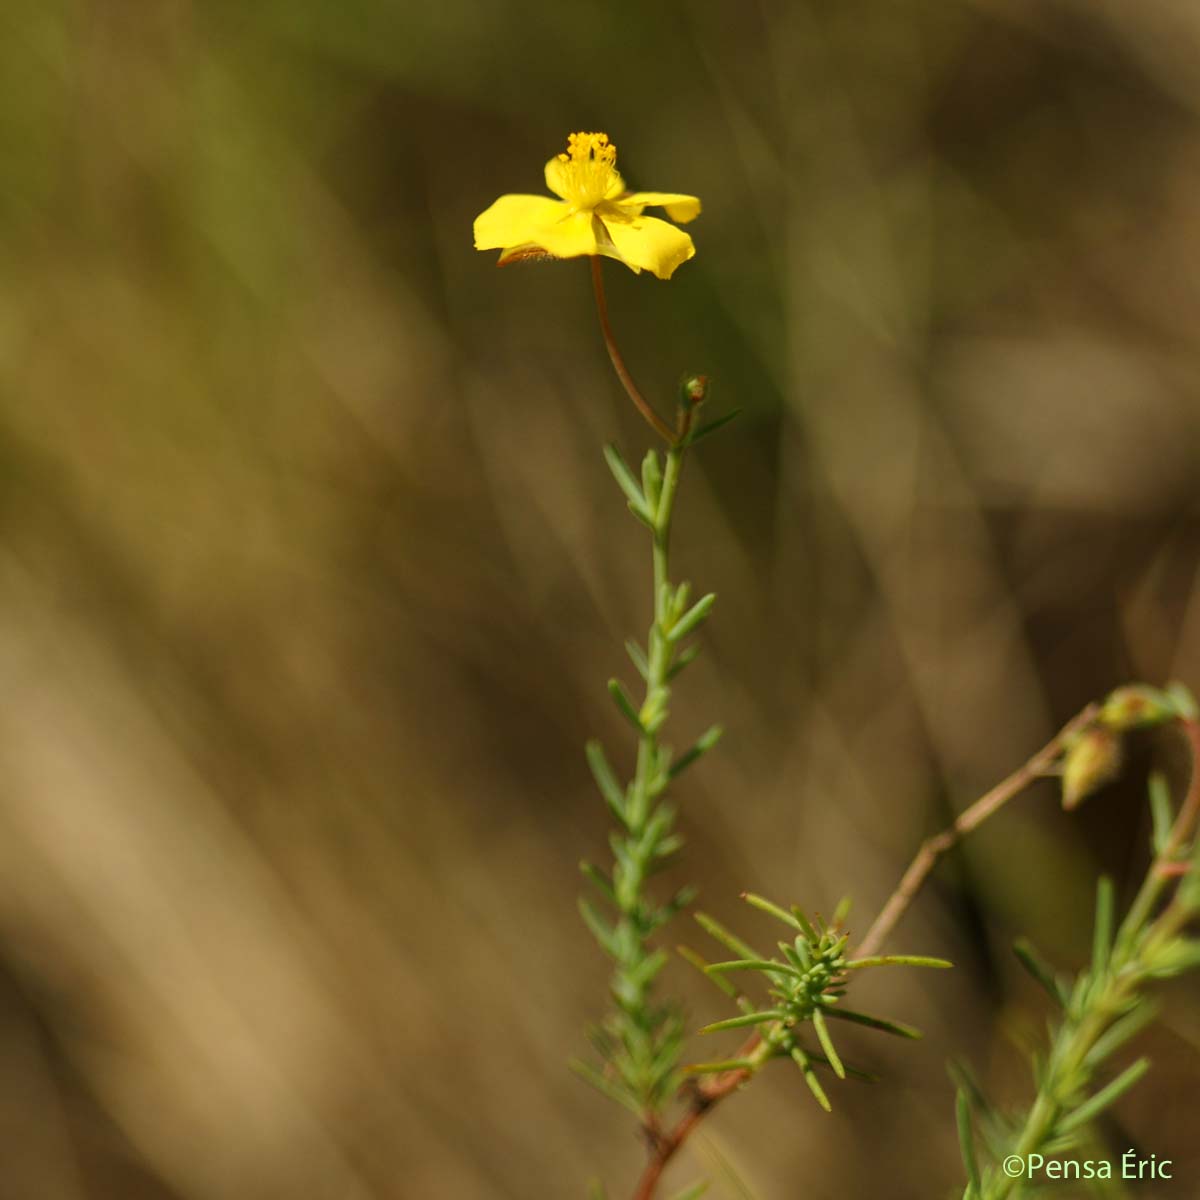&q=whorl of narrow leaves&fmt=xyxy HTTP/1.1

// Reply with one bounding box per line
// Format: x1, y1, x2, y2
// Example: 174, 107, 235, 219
682, 893, 951, 1113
